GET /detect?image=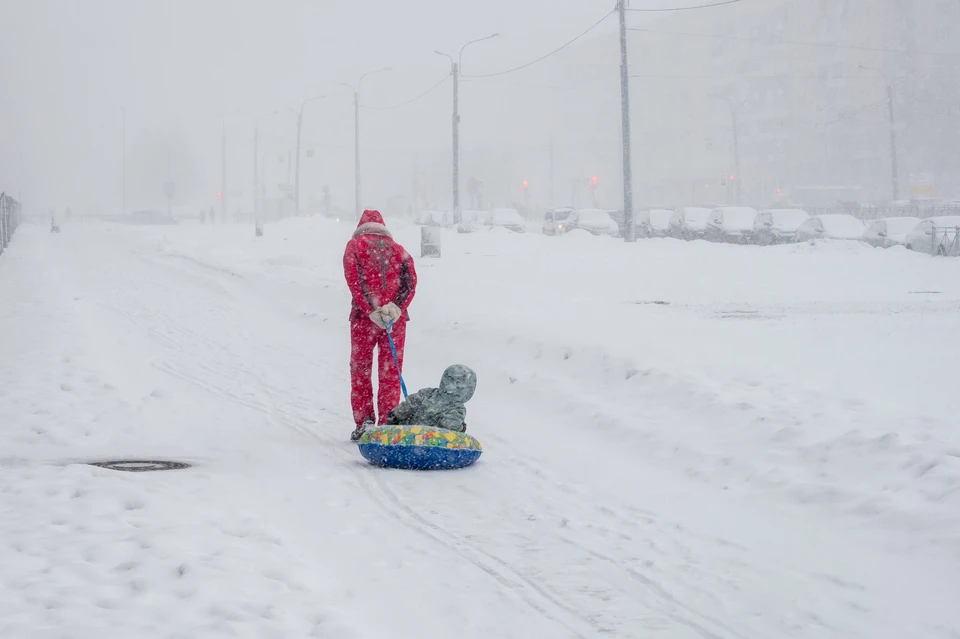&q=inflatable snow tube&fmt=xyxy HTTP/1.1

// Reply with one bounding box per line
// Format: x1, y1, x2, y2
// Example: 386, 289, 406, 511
357, 425, 482, 470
